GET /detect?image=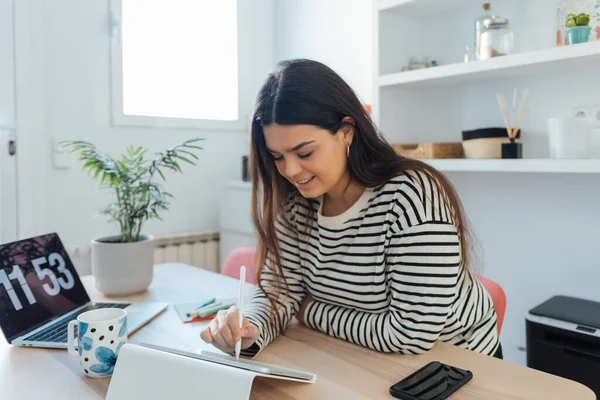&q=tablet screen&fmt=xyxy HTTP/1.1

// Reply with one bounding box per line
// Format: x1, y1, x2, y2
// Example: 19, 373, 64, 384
139, 343, 315, 381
